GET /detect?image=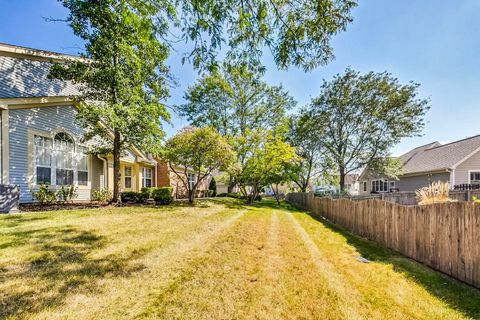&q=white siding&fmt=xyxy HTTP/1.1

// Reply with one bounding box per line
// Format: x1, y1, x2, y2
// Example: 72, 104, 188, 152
455, 150, 480, 185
